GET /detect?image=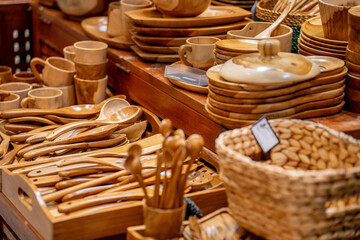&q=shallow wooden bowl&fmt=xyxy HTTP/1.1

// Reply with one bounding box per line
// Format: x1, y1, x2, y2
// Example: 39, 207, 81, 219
347, 73, 360, 90
227, 22, 293, 52
346, 46, 360, 65
153, 0, 211, 17
346, 61, 360, 73
56, 0, 111, 17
